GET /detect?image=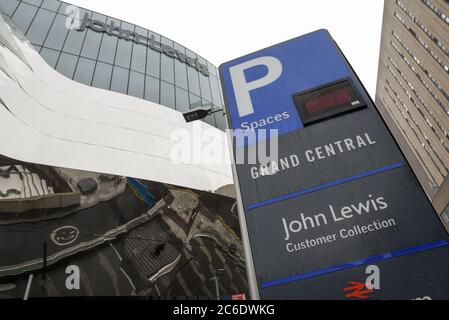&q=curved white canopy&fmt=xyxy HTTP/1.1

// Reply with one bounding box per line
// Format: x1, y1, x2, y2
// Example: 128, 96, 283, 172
0, 15, 233, 193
